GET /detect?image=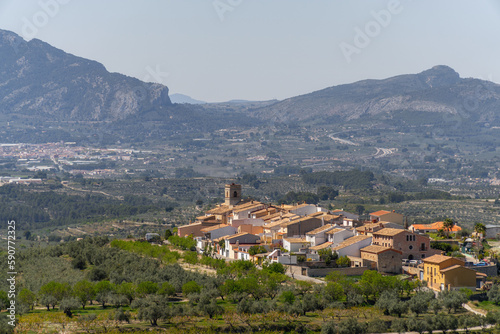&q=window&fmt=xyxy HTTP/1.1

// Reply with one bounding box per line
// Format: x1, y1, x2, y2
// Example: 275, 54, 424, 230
409, 245, 413, 250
